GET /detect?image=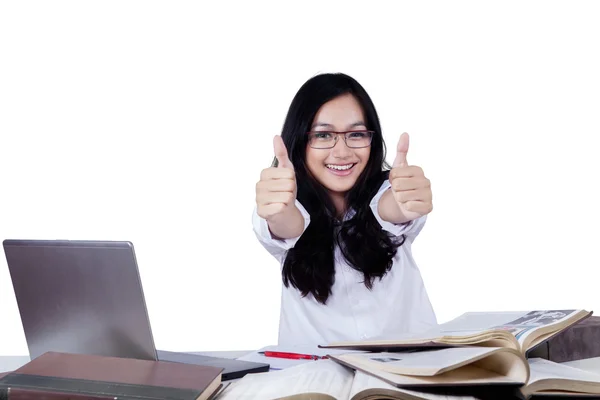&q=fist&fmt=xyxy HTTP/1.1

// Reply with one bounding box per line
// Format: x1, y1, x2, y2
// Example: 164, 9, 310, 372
389, 132, 433, 220
256, 135, 297, 221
